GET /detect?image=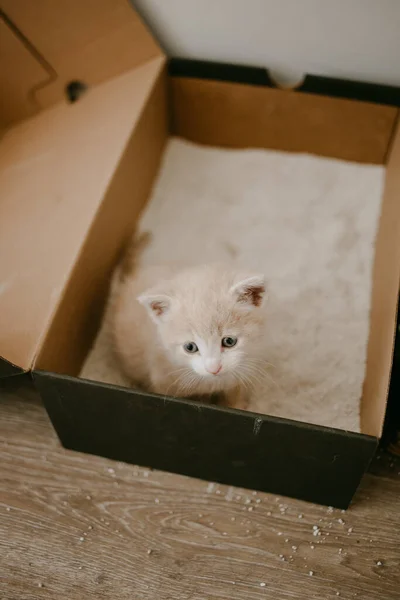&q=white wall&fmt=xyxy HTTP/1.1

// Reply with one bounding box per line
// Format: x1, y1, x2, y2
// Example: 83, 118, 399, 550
133, 0, 400, 87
